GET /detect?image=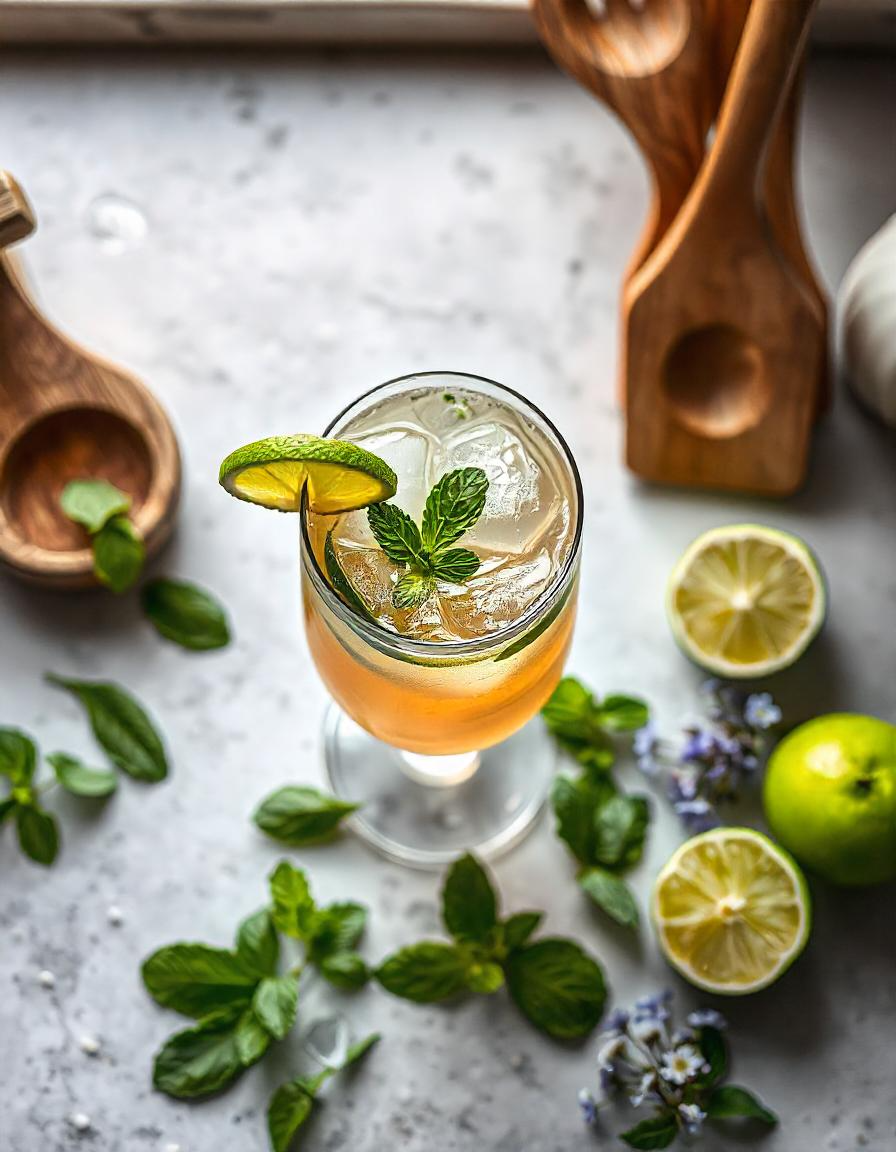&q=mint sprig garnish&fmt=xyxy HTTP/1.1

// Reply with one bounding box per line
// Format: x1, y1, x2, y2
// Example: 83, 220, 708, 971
375, 852, 606, 1040
542, 677, 651, 929
143, 861, 374, 1122
367, 467, 489, 610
